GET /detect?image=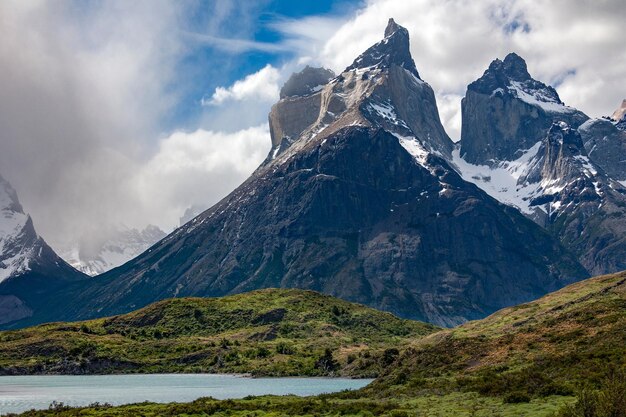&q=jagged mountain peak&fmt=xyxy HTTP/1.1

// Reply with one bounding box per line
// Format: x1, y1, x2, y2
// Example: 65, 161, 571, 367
469, 53, 565, 109
499, 52, 531, 81
345, 18, 420, 79
267, 17, 452, 163
460, 52, 588, 165
0, 175, 35, 282
384, 17, 404, 37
